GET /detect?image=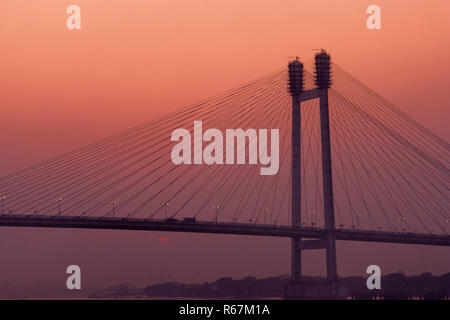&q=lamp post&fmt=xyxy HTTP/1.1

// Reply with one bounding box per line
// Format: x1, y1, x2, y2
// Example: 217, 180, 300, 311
111, 200, 117, 219
397, 216, 406, 232
355, 214, 361, 230
213, 205, 220, 223
311, 211, 316, 227
262, 208, 269, 225
56, 197, 63, 216
0, 195, 5, 214
164, 202, 170, 219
